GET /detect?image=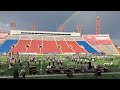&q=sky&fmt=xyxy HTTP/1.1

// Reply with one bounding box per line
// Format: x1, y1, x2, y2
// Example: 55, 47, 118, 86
0, 11, 120, 45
